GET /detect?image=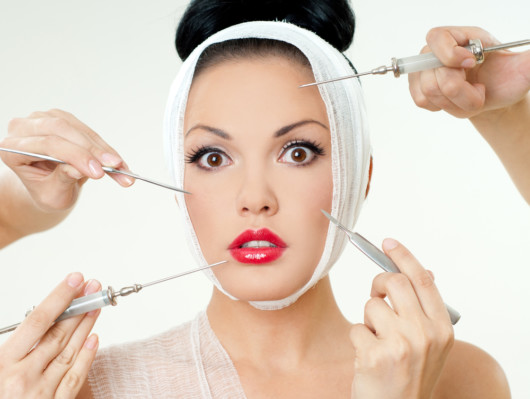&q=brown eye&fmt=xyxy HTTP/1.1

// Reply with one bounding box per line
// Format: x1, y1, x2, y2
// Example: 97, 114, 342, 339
279, 146, 316, 165
207, 153, 222, 167
197, 150, 230, 169
291, 148, 307, 163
